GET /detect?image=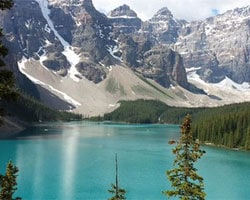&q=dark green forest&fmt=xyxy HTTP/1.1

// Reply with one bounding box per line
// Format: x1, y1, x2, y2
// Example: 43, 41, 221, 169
98, 99, 250, 150
100, 99, 204, 124
1, 92, 82, 123
192, 103, 250, 150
